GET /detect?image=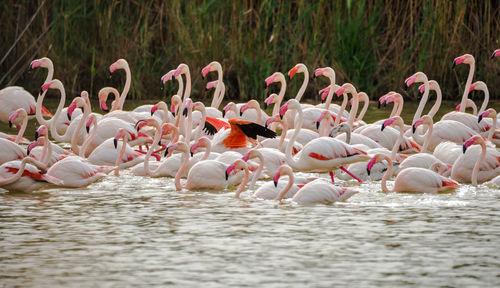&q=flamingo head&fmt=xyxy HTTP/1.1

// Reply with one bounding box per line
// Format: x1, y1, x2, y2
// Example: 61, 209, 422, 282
85, 115, 96, 134
173, 64, 186, 80
265, 73, 277, 88
404, 73, 418, 89
98, 96, 109, 113
417, 84, 426, 97
412, 116, 431, 134
160, 70, 175, 87
478, 108, 494, 123
34, 125, 48, 141
189, 141, 200, 157
366, 155, 381, 175
222, 102, 234, 118
329, 123, 350, 138
239, 103, 249, 117
288, 65, 300, 80
109, 59, 127, 73
225, 159, 246, 181
381, 117, 396, 131
492, 49, 500, 59
183, 98, 192, 117
66, 101, 78, 121
273, 170, 281, 188
8, 110, 21, 128
319, 86, 331, 103
468, 82, 478, 93
225, 162, 237, 181
265, 115, 278, 129
27, 140, 40, 156
164, 143, 179, 158
113, 128, 126, 149
315, 111, 328, 130
279, 102, 289, 120
452, 54, 474, 69
462, 135, 483, 154
334, 86, 346, 98
40, 81, 54, 93
151, 103, 159, 116
313, 67, 326, 78
206, 80, 218, 91
201, 63, 212, 79
264, 94, 276, 109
